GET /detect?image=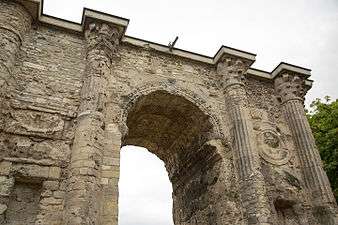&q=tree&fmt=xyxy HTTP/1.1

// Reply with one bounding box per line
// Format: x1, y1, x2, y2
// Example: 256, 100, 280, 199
306, 96, 338, 202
